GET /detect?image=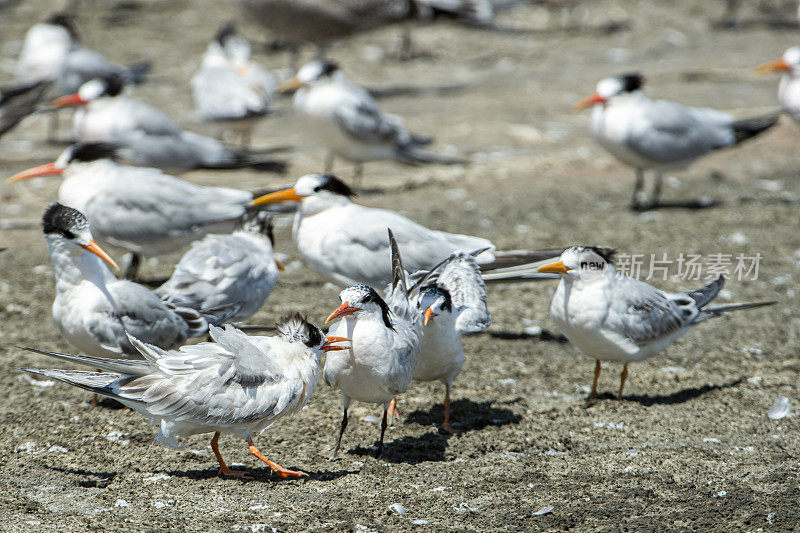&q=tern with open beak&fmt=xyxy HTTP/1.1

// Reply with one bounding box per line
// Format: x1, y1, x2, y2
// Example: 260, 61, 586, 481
323, 230, 422, 459
576, 72, 778, 210
7, 142, 286, 279
536, 246, 776, 405
756, 46, 800, 124
278, 60, 463, 182
19, 315, 351, 479
252, 173, 562, 287
39, 203, 235, 362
